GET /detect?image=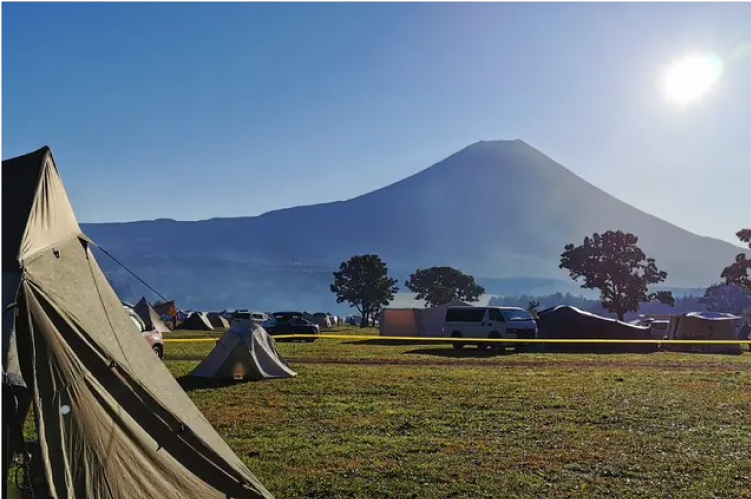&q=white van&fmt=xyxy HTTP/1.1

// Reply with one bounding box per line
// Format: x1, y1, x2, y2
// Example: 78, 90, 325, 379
442, 306, 537, 351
